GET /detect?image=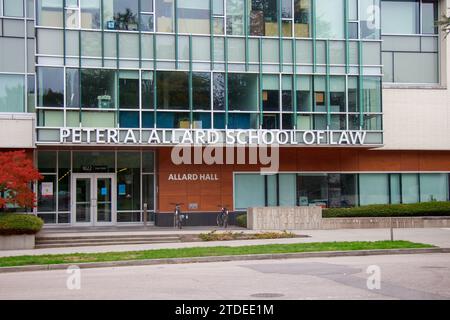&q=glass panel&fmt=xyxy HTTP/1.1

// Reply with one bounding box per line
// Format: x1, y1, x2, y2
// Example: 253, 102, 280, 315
37, 67, 64, 108
141, 0, 153, 12
119, 70, 139, 109
140, 13, 154, 31
250, 0, 278, 36
402, 173, 419, 204
294, 0, 310, 37
81, 31, 102, 57
329, 174, 358, 208
65, 9, 79, 28
142, 71, 154, 109
213, 0, 224, 15
103, 0, 139, 30
81, 69, 116, 109
228, 73, 258, 111
390, 174, 401, 204
58, 152, 71, 212
213, 73, 225, 110
37, 0, 63, 27
193, 72, 211, 110
297, 174, 328, 207
235, 174, 265, 209
27, 75, 35, 113
362, 77, 381, 112
314, 76, 326, 112
157, 111, 190, 128
73, 152, 115, 173
227, 0, 245, 35
142, 152, 155, 173
66, 69, 80, 108
38, 175, 57, 213
143, 175, 155, 214
76, 178, 91, 223
0, 74, 25, 113
359, 174, 389, 205
97, 177, 112, 222
381, 0, 419, 34
81, 111, 116, 127
360, 0, 380, 39
315, 0, 344, 38
330, 76, 345, 112
297, 75, 312, 112
4, 0, 24, 16
119, 111, 139, 127
393, 52, 438, 84
81, 0, 101, 29
155, 0, 174, 32
228, 113, 259, 129
420, 174, 448, 202
422, 0, 438, 34
157, 71, 189, 110
262, 74, 279, 112
38, 151, 57, 173
117, 152, 140, 212
279, 174, 296, 206
178, 0, 210, 34
348, 76, 359, 112
282, 75, 292, 111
